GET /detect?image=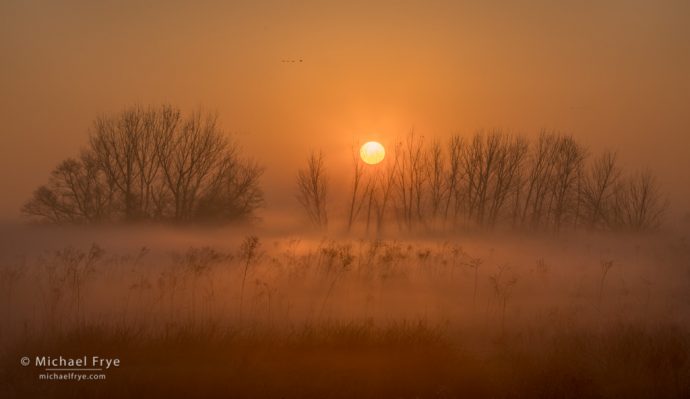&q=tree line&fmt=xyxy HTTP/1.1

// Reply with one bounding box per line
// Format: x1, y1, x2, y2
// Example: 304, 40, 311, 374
296, 130, 666, 233
23, 105, 264, 224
